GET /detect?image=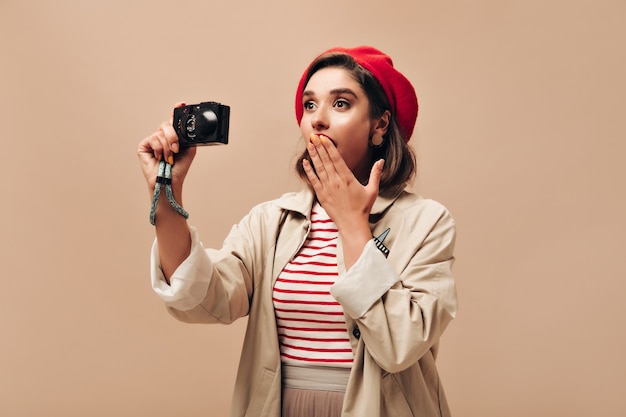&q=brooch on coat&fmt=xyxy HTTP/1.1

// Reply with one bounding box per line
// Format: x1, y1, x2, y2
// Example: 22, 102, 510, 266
373, 228, 391, 258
